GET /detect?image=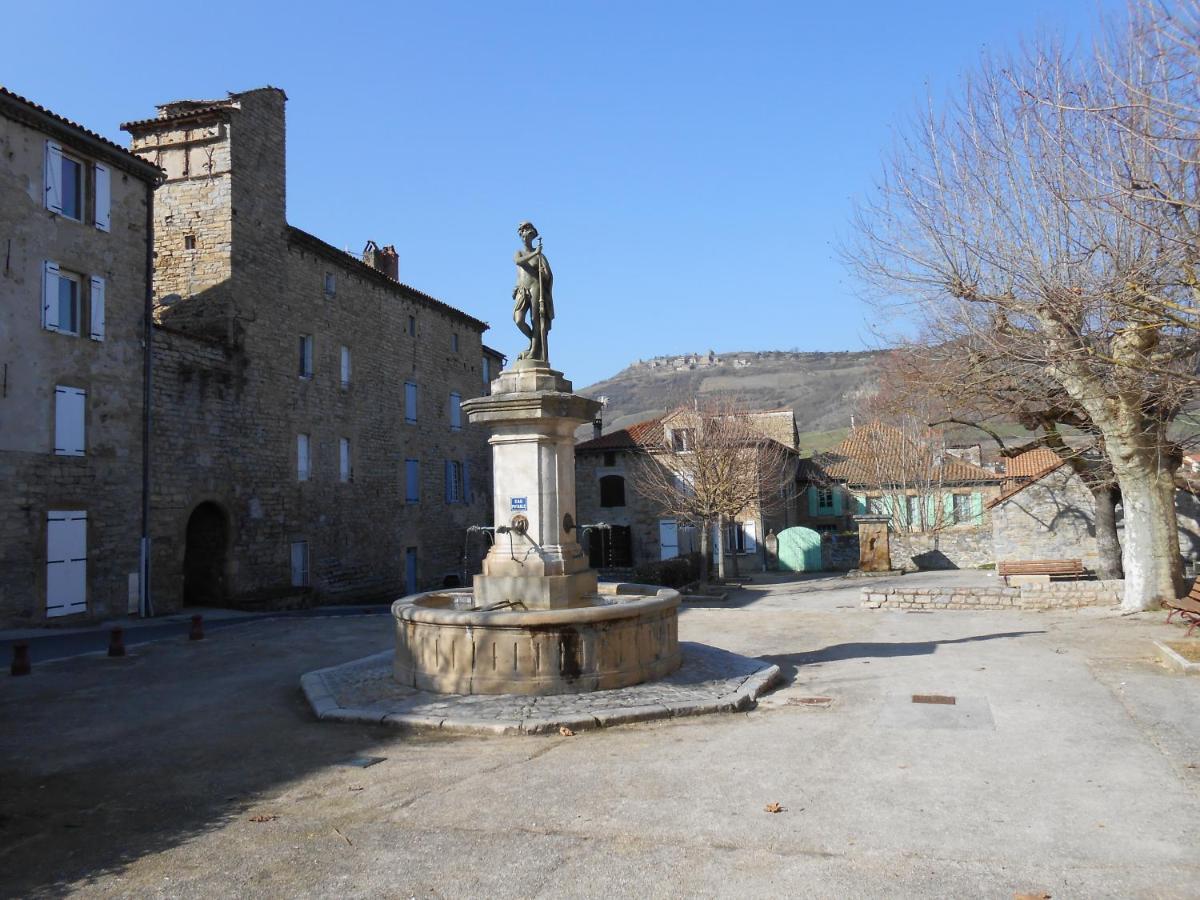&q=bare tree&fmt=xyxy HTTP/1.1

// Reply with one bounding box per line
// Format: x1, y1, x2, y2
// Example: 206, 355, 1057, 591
629, 397, 794, 581
847, 36, 1199, 610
